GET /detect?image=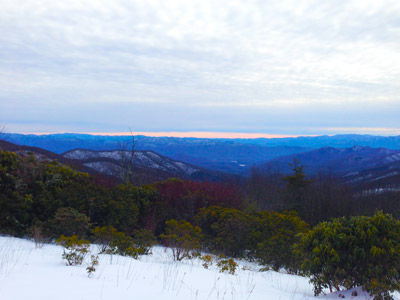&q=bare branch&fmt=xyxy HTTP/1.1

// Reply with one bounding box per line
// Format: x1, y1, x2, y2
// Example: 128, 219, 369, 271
118, 129, 137, 184
0, 124, 5, 138
0, 124, 6, 150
